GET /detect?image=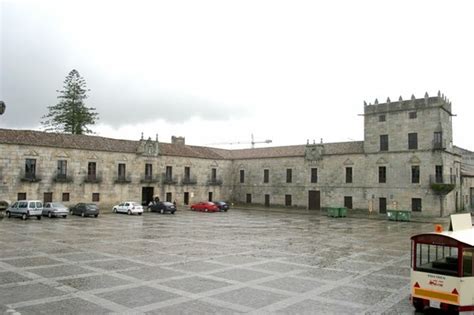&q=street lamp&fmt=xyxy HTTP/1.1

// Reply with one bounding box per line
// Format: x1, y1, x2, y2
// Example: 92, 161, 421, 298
0, 101, 5, 115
